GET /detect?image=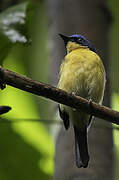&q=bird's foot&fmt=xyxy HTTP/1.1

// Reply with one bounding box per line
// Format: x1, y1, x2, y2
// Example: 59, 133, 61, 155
88, 98, 92, 107
71, 92, 76, 96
